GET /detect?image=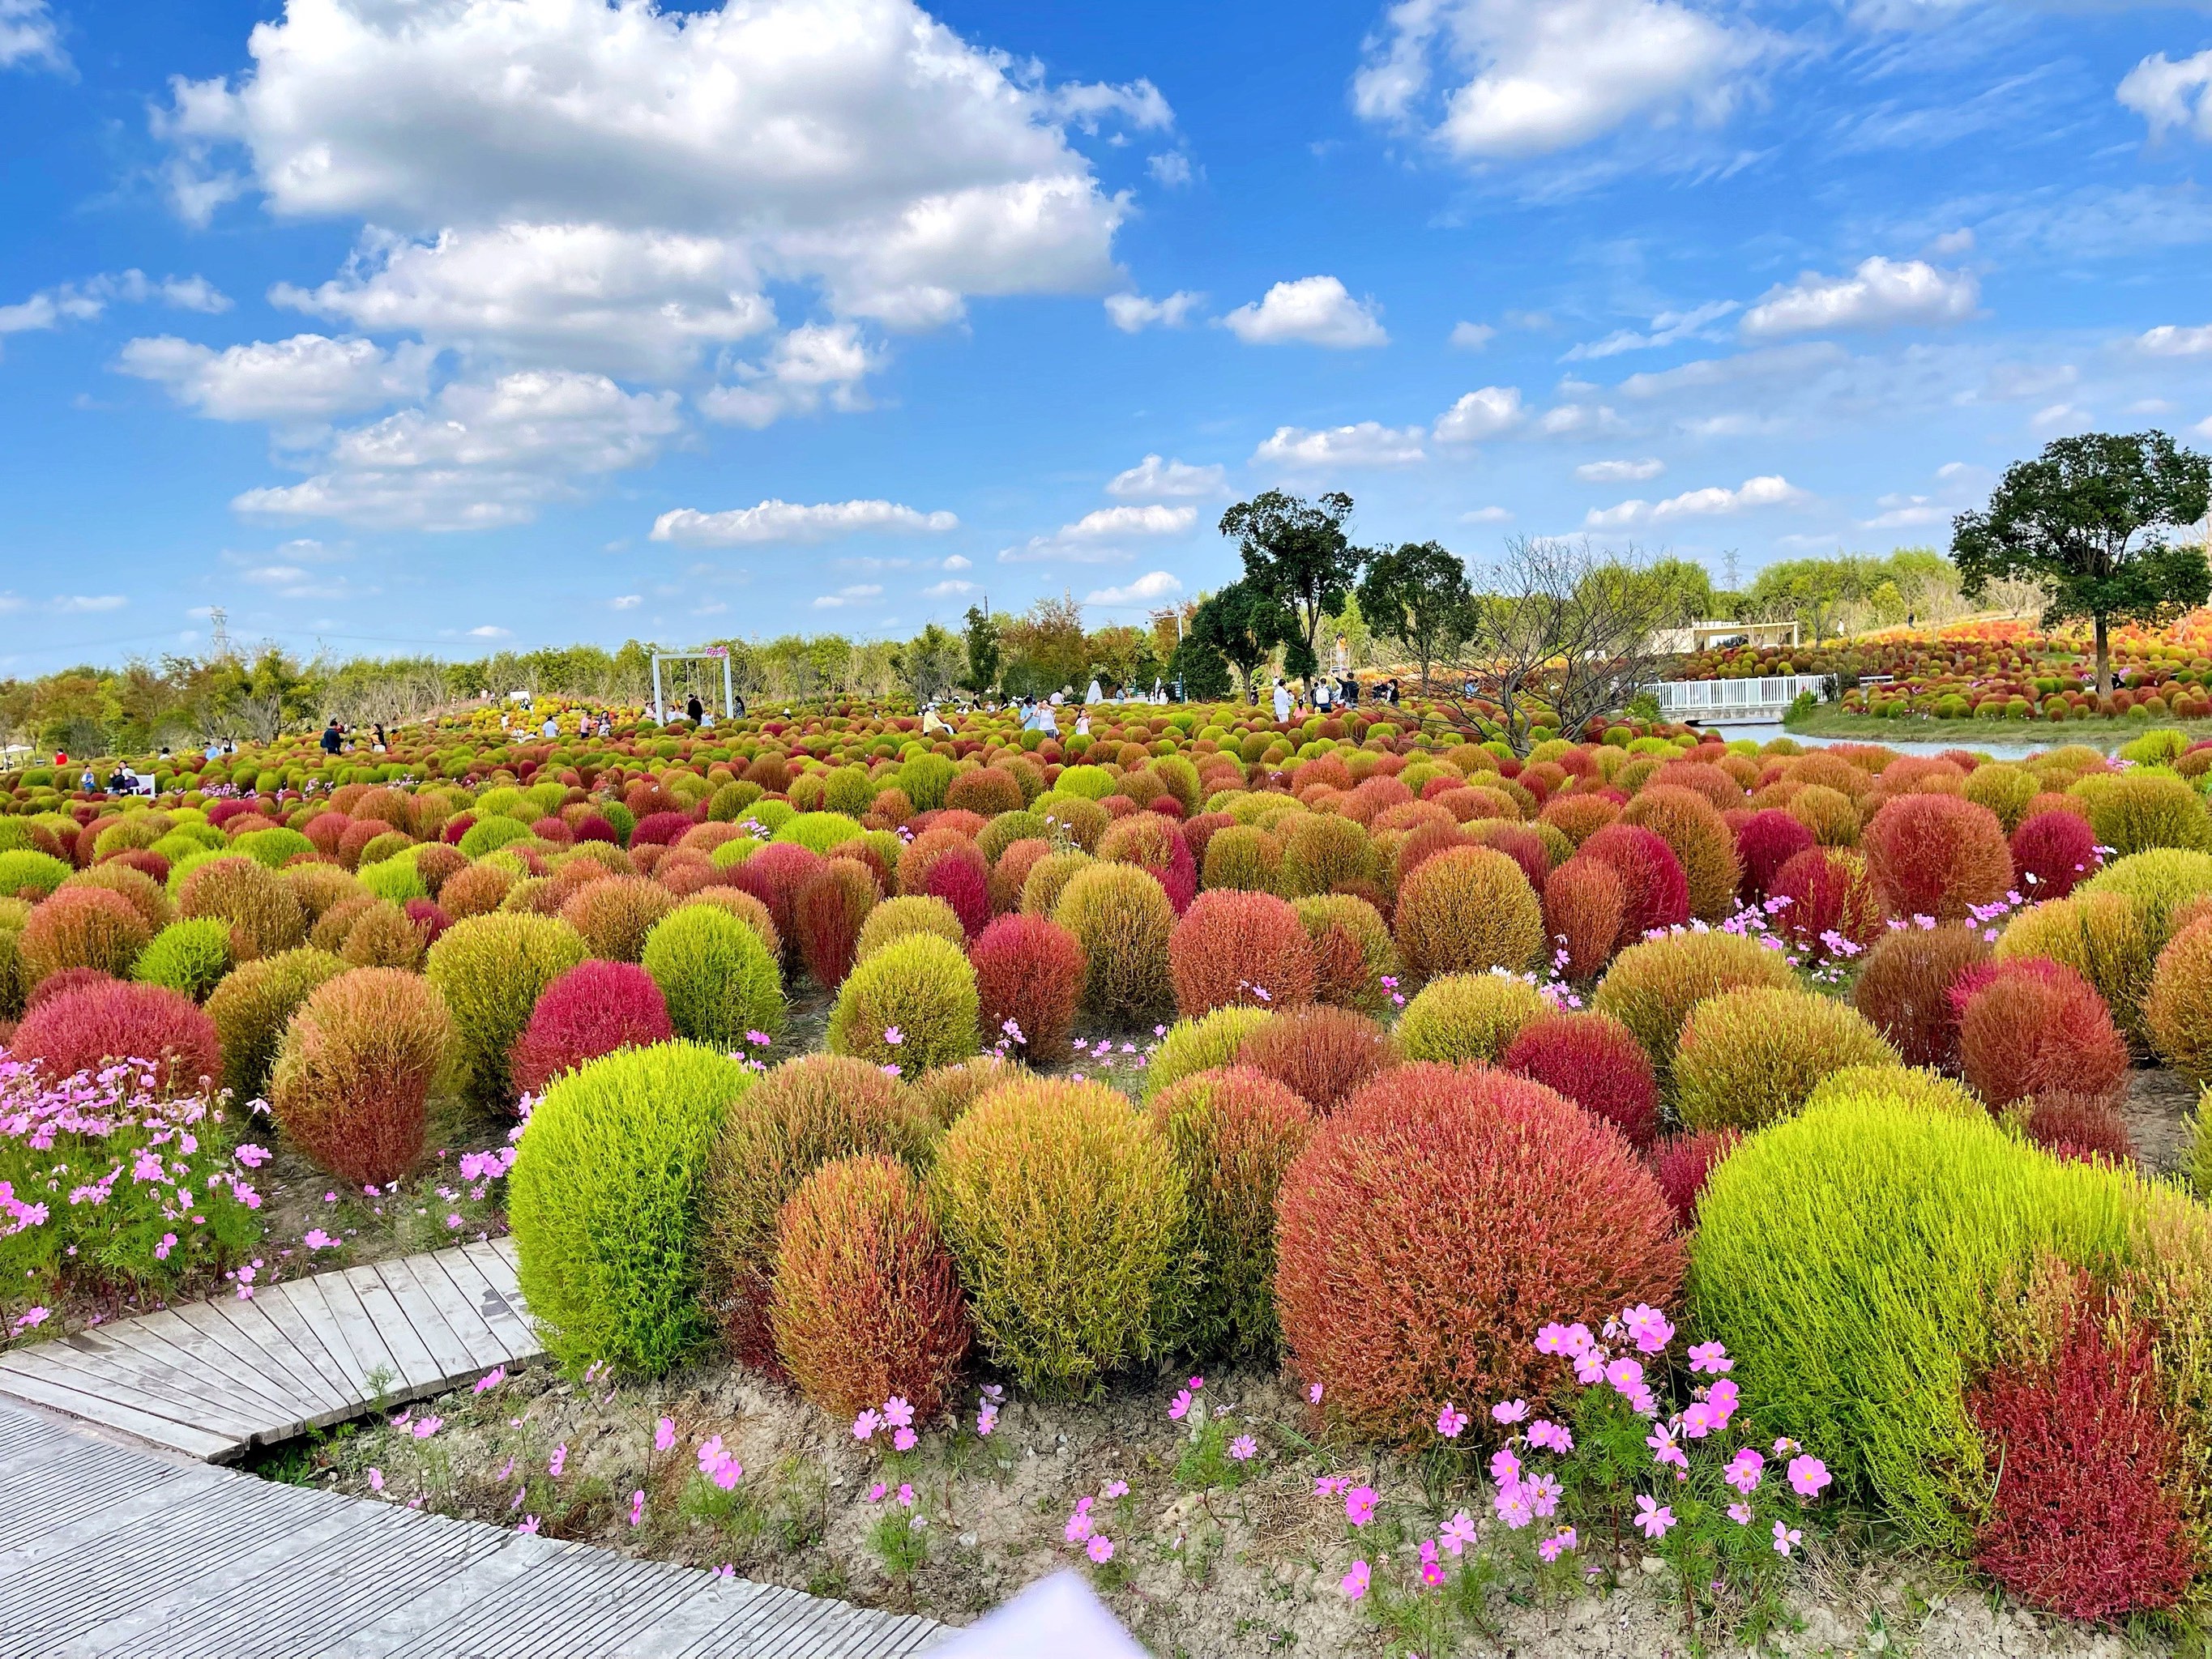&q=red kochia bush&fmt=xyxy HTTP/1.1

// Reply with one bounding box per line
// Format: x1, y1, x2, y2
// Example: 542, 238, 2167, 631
1734, 809, 1815, 901
1575, 824, 1689, 943
970, 913, 1085, 1064
769, 1154, 972, 1423
897, 825, 983, 898
630, 808, 699, 848
1275, 1064, 1685, 1439
1542, 856, 1628, 981
1847, 923, 1990, 1071
13, 980, 222, 1095
923, 855, 991, 941
2024, 1093, 2135, 1164
1967, 1290, 2200, 1620
794, 860, 879, 989
1863, 793, 2013, 923
1958, 960, 2129, 1109
18, 885, 151, 983
1236, 1004, 1397, 1114
23, 966, 113, 1013
728, 842, 826, 958
2011, 810, 2100, 902
1500, 1011, 1659, 1149
1168, 890, 1317, 1017
1650, 1128, 1740, 1228
1770, 847, 1883, 957
508, 961, 676, 1097
1097, 812, 1198, 914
